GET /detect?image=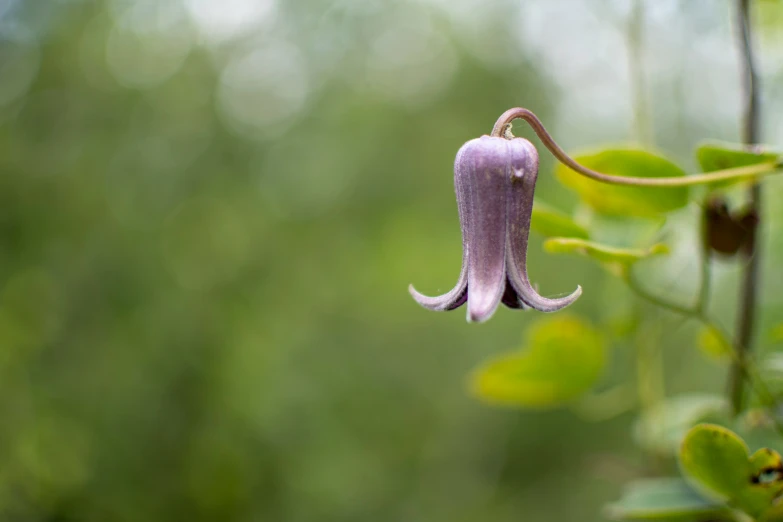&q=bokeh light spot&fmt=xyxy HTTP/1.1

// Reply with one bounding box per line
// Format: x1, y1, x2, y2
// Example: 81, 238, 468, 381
366, 17, 457, 107
184, 0, 277, 43
105, 2, 192, 89
217, 41, 308, 139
